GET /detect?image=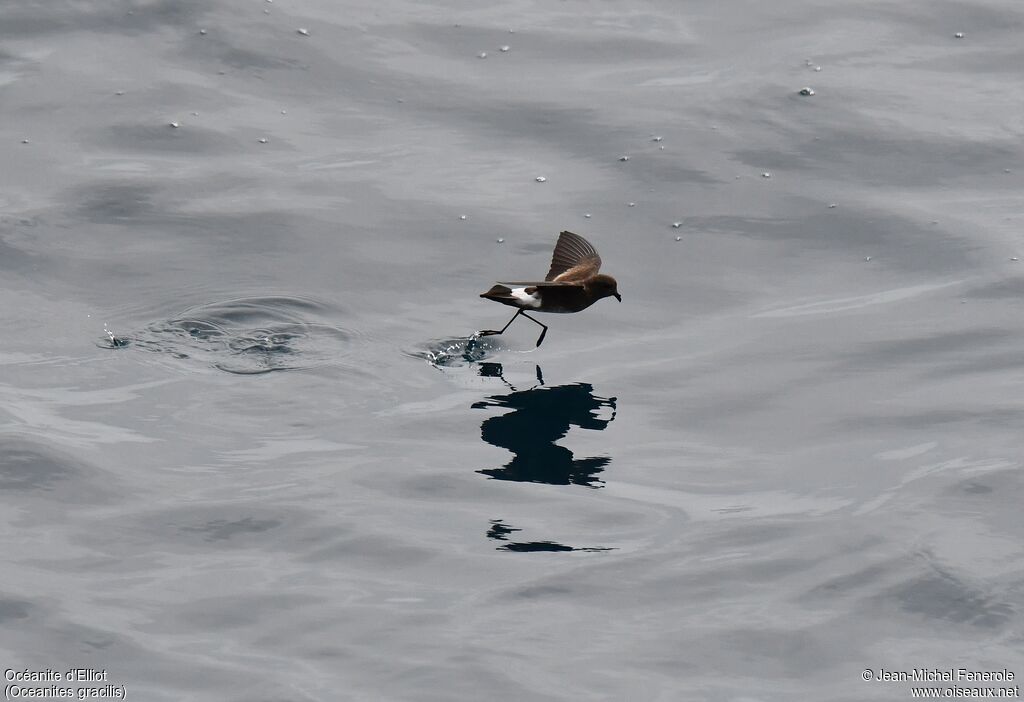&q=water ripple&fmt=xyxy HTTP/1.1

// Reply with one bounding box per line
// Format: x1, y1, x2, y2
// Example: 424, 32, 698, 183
100, 296, 365, 375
